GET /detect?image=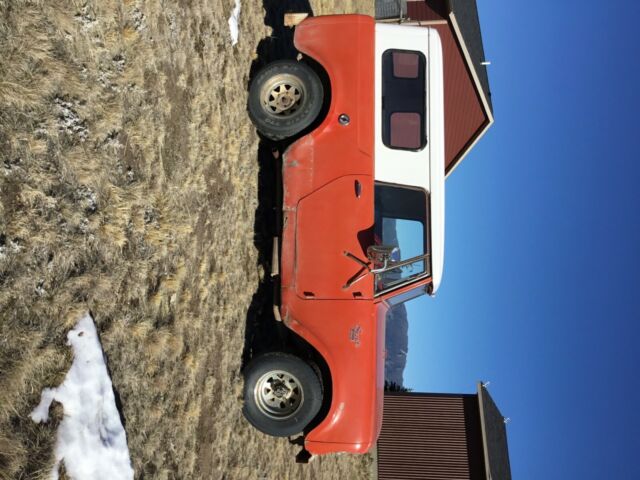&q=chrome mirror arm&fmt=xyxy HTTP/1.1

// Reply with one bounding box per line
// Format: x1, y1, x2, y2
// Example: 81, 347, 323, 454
342, 249, 393, 289
369, 258, 389, 274
342, 248, 429, 290
342, 268, 370, 289
343, 251, 370, 270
